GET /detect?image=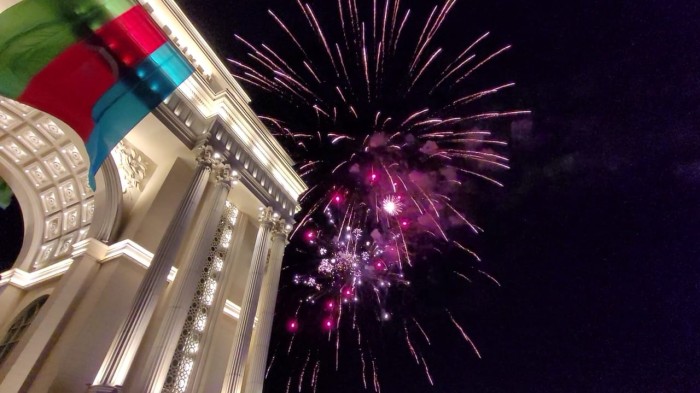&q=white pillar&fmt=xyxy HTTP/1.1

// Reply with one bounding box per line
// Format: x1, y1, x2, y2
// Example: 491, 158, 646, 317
243, 219, 290, 393
221, 208, 276, 393
140, 164, 236, 393
188, 213, 249, 393
89, 146, 215, 392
